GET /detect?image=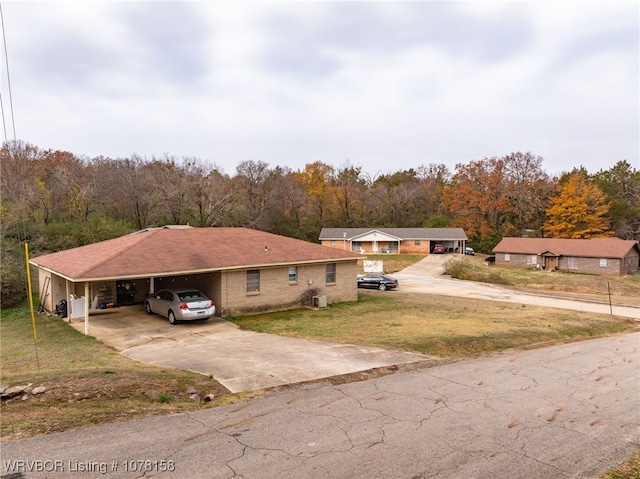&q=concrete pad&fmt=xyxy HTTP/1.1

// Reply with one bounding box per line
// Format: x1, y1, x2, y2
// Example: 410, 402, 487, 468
66, 306, 431, 393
